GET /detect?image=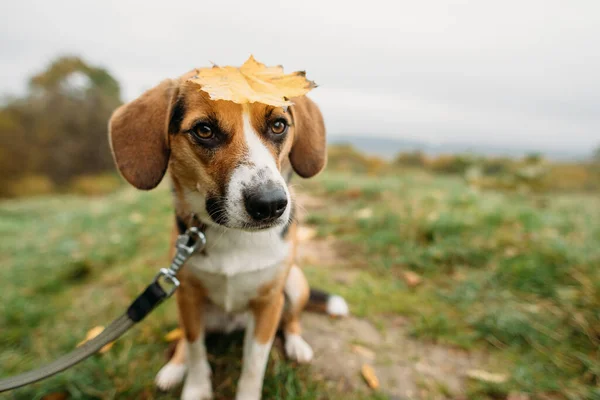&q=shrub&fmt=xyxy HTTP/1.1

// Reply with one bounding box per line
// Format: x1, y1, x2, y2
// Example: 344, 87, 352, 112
393, 151, 427, 168
427, 154, 475, 175
326, 144, 388, 174
68, 173, 123, 196
6, 175, 55, 197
